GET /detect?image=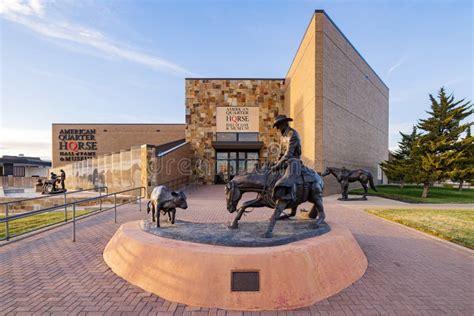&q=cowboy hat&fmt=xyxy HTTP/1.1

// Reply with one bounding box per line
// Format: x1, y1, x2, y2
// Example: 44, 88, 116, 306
272, 114, 293, 127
